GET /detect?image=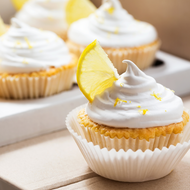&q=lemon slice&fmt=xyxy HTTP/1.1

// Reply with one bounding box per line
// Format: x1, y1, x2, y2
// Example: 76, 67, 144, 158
11, 0, 28, 10
77, 40, 119, 102
65, 0, 97, 25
